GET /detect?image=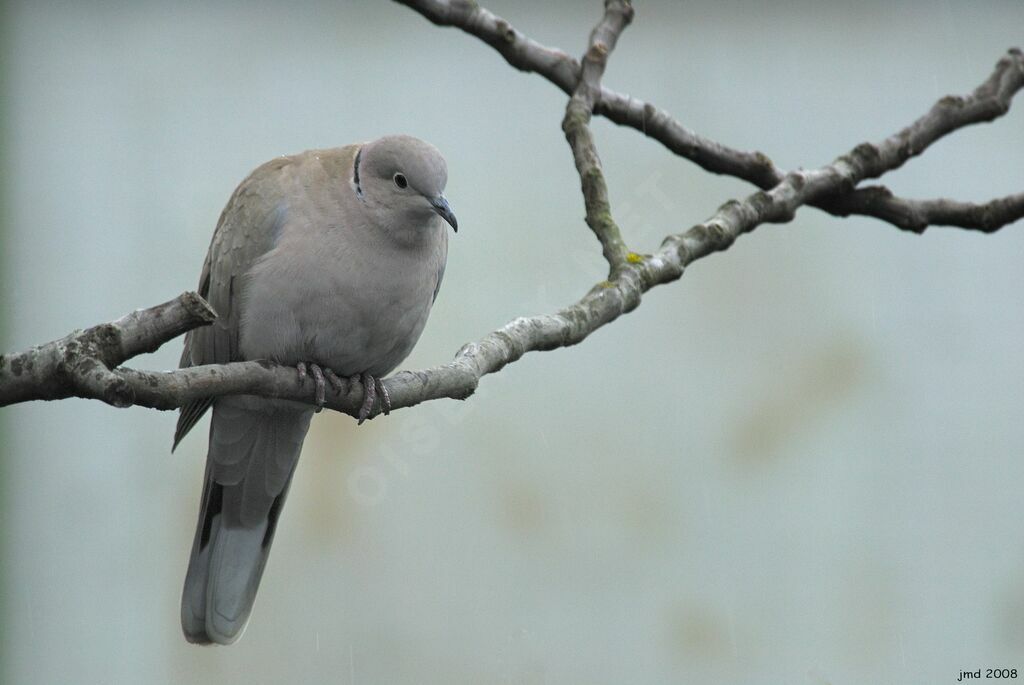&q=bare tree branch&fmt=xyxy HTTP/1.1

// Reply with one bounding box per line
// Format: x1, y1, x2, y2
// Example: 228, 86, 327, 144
562, 0, 633, 272
826, 186, 1024, 233
0, 293, 215, 408
1, 3, 1022, 422
396, 0, 1024, 233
